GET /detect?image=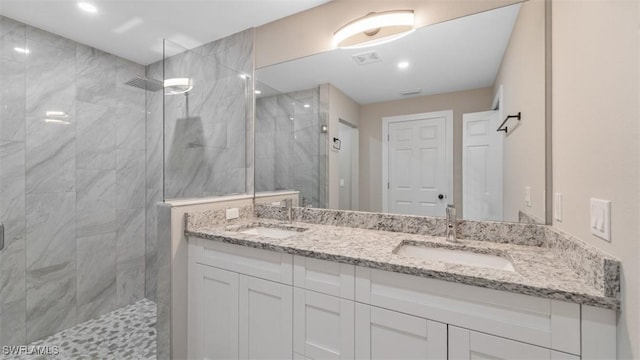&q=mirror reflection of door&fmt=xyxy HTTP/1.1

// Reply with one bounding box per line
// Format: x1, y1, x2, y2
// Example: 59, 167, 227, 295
338, 120, 359, 211
462, 111, 503, 221
383, 111, 452, 217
